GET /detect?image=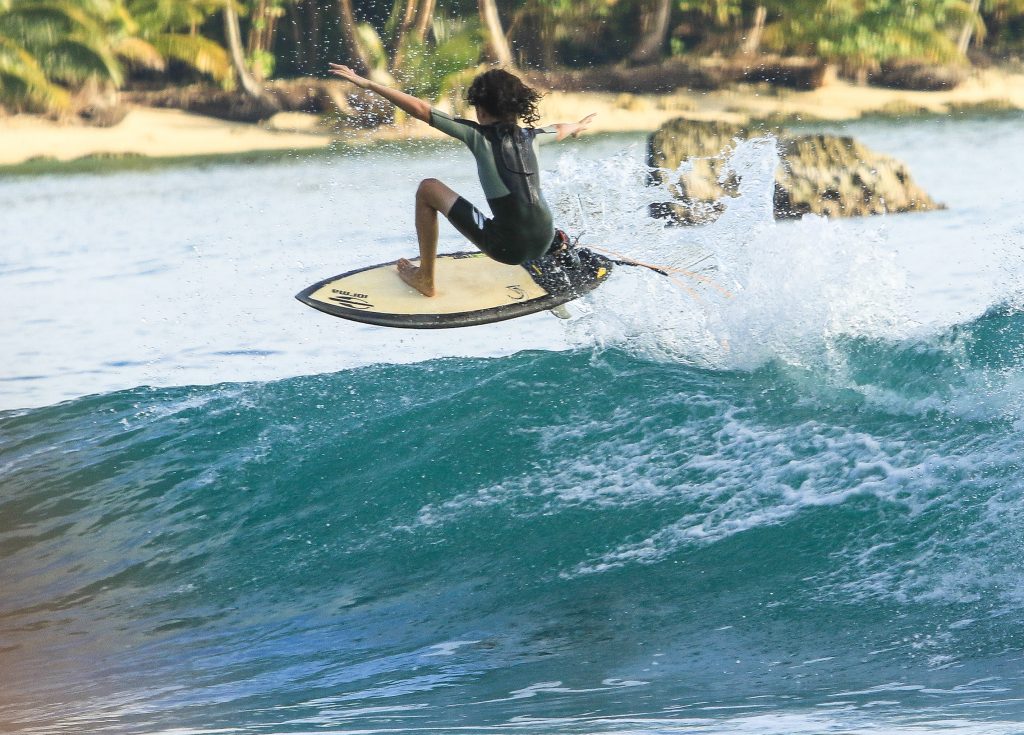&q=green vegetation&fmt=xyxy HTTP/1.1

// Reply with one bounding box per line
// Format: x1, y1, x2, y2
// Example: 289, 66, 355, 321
3, 0, 1024, 116
0, 0, 230, 112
